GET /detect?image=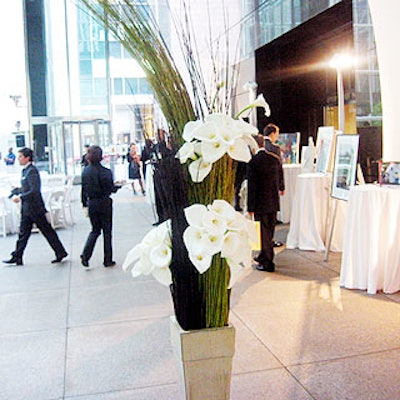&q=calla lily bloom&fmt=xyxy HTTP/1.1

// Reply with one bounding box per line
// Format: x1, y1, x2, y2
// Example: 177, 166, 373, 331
188, 250, 213, 274
184, 204, 207, 227
188, 157, 212, 182
178, 141, 196, 163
